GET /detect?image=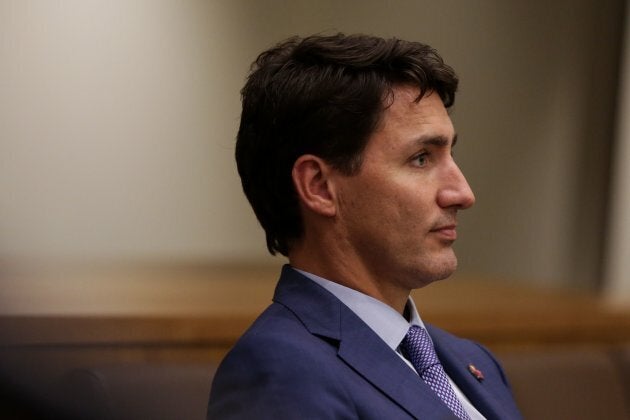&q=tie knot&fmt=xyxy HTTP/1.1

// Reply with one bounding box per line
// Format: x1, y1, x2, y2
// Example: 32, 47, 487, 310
400, 325, 440, 373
